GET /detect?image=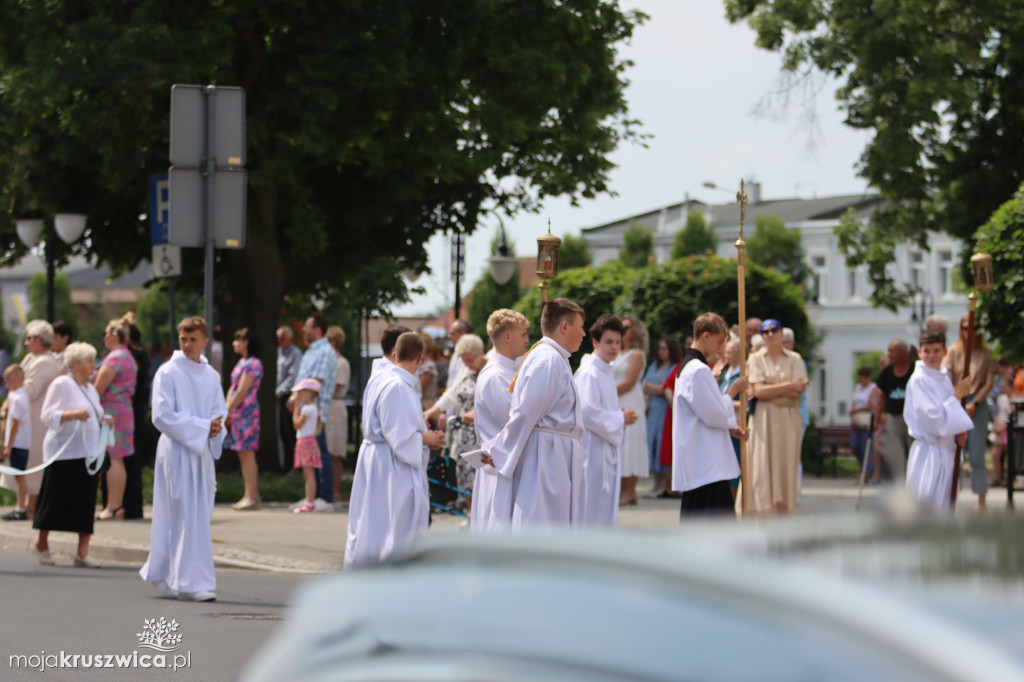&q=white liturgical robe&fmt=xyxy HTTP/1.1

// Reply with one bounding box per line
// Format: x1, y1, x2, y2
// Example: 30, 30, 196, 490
345, 366, 428, 568
140, 351, 227, 594
470, 352, 518, 532
672, 351, 740, 492
573, 353, 625, 526
482, 337, 583, 527
904, 361, 973, 510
